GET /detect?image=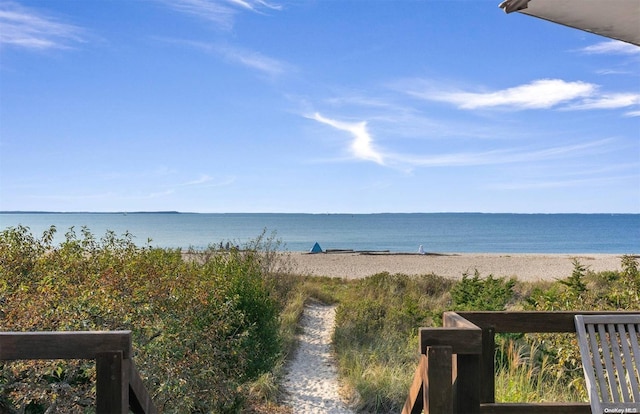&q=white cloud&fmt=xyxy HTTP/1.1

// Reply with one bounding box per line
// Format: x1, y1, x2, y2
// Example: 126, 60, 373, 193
164, 0, 280, 30
0, 1, 83, 50
309, 113, 385, 165
625, 110, 640, 117
217, 44, 288, 76
183, 175, 215, 186
596, 69, 633, 76
410, 79, 595, 110
580, 40, 640, 55
565, 93, 640, 110
487, 162, 640, 190
401, 78, 639, 114
487, 175, 635, 190
156, 37, 289, 77
227, 0, 281, 12
394, 139, 614, 167
306, 114, 611, 170
181, 175, 235, 187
